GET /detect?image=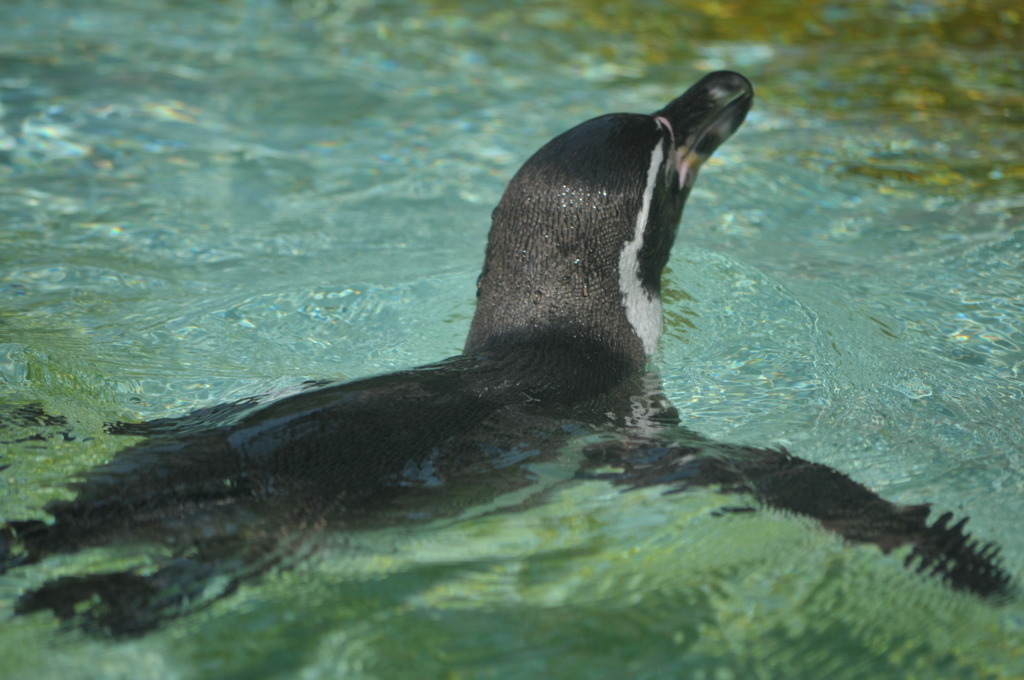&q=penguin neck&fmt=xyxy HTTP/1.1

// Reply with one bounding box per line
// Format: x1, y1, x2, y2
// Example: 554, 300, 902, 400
464, 246, 654, 376
465, 310, 650, 367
